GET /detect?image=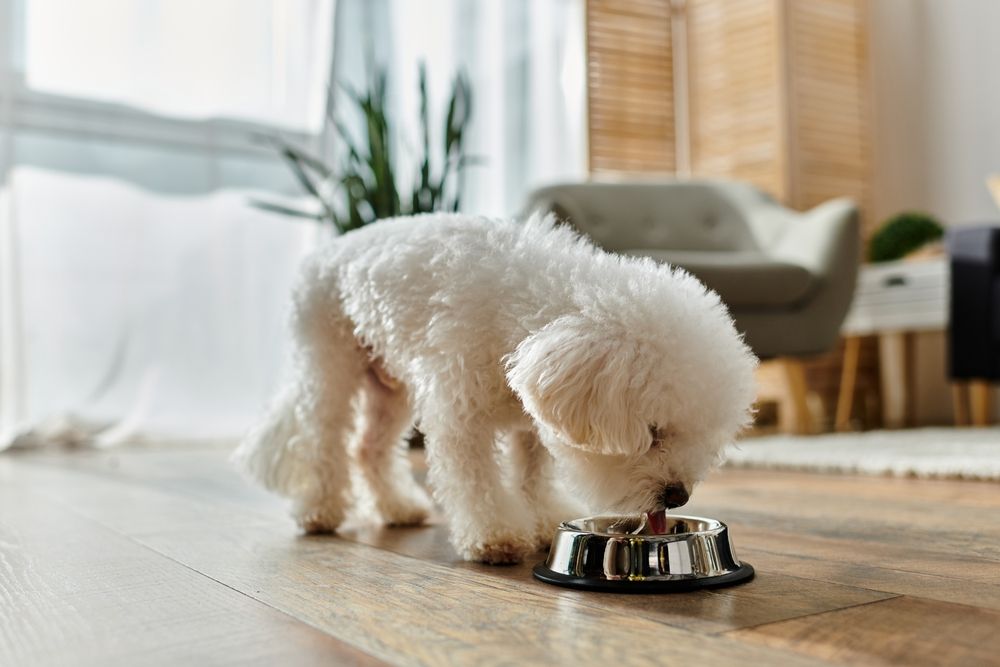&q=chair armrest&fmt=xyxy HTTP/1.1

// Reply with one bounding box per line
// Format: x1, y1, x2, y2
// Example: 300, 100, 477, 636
771, 198, 860, 278
521, 188, 588, 229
